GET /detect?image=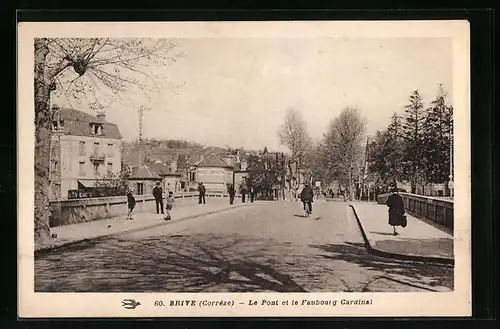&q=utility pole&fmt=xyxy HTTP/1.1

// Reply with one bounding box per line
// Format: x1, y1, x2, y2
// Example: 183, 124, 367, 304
137, 106, 149, 167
